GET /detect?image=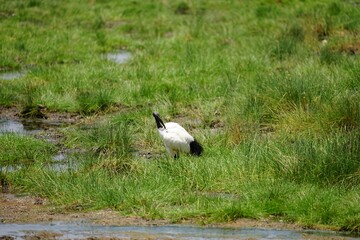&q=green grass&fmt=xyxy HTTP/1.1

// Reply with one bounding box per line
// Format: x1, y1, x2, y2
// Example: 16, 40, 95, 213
1, 0, 360, 232
0, 133, 56, 164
